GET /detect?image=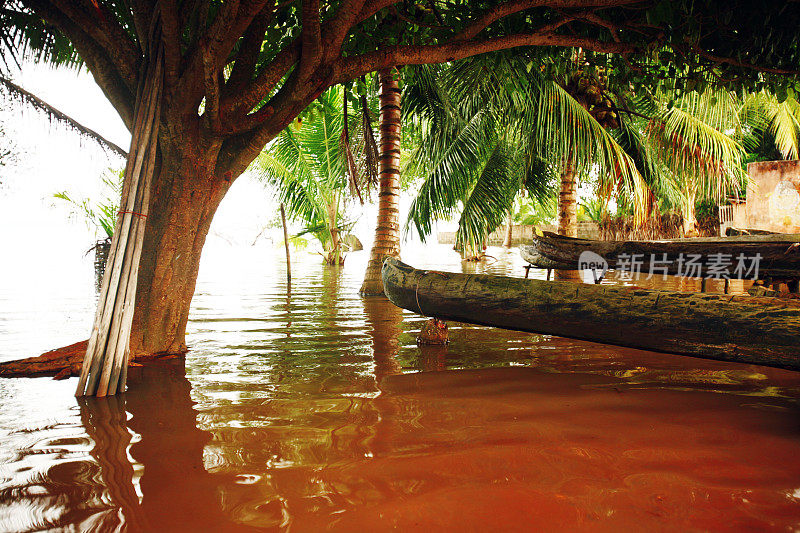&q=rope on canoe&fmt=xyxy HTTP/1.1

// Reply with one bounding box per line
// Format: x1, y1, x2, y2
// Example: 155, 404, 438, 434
414, 270, 450, 317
